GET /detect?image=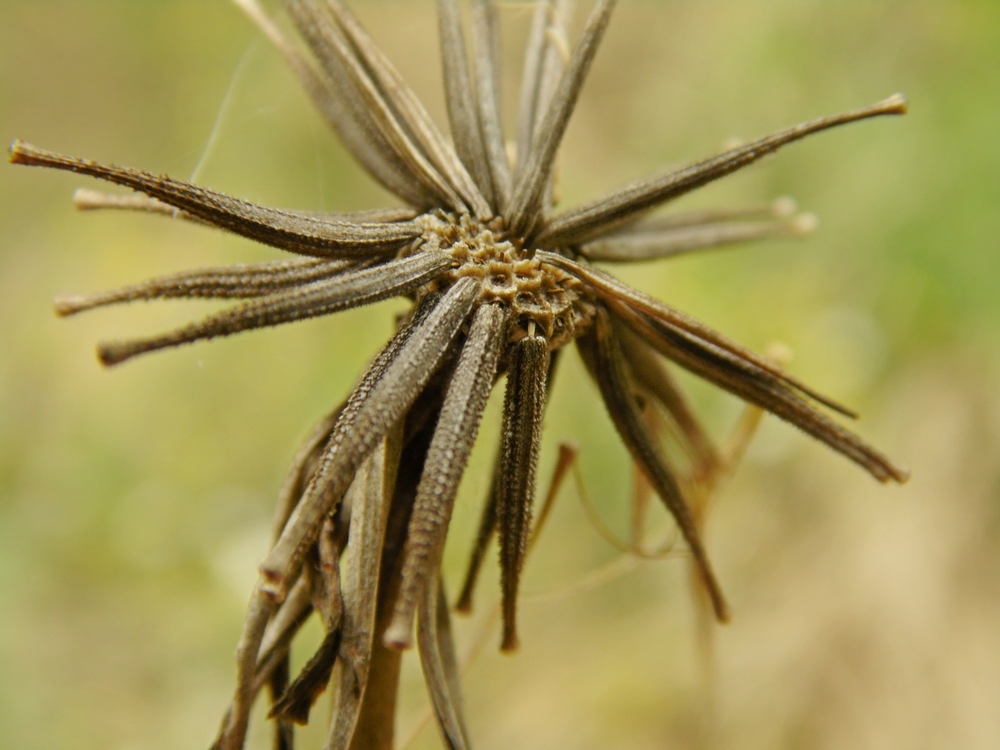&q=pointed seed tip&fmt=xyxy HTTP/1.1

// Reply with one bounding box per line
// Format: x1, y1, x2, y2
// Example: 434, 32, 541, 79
382, 621, 414, 652
8, 138, 27, 163
500, 633, 520, 653
257, 569, 288, 603
72, 188, 99, 209
97, 342, 128, 367
53, 296, 85, 317
10, 140, 56, 167
792, 212, 819, 235
880, 93, 908, 114
708, 582, 731, 623
772, 196, 797, 217
892, 464, 912, 484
